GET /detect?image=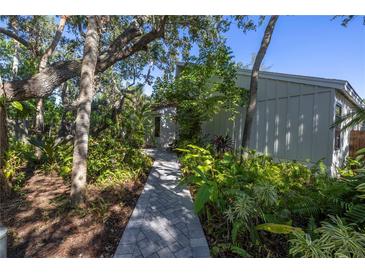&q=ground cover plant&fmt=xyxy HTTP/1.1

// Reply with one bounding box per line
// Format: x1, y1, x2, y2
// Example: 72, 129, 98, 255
1, 135, 152, 257
178, 144, 365, 257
